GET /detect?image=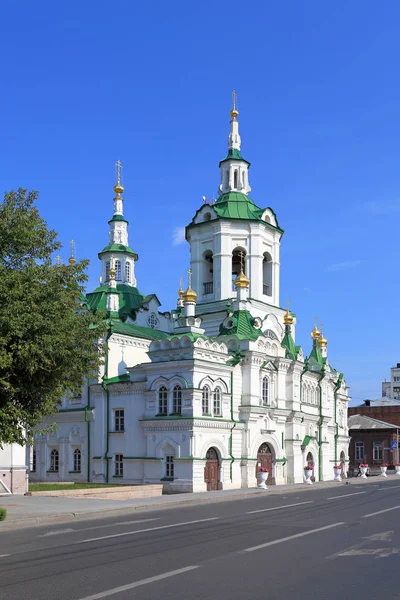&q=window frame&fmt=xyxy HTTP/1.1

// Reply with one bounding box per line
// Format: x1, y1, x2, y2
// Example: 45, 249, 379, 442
114, 408, 125, 432
202, 385, 210, 415
158, 386, 168, 415
373, 441, 383, 461
172, 385, 182, 415
355, 441, 364, 461
115, 454, 124, 477
165, 455, 174, 479
262, 376, 269, 405
31, 448, 36, 472
73, 448, 81, 473
125, 261, 131, 283
49, 449, 59, 472
213, 387, 222, 417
